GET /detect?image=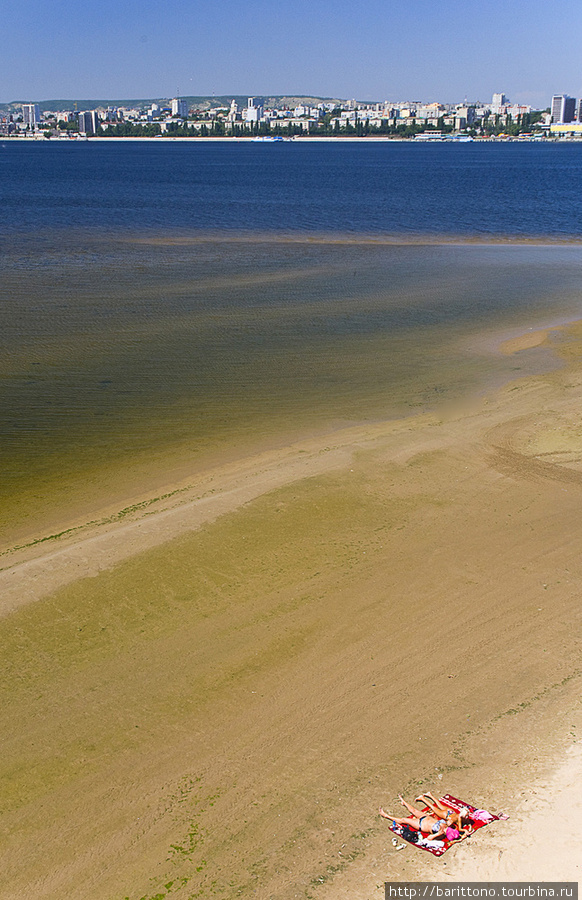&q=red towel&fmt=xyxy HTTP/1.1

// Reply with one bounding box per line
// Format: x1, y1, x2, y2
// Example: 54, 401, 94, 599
386, 795, 501, 856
